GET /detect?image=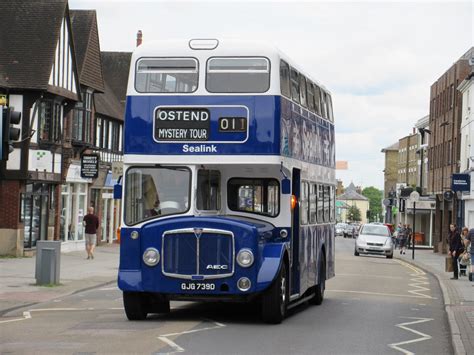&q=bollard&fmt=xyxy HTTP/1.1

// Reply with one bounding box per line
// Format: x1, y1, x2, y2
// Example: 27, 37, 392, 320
35, 240, 61, 285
